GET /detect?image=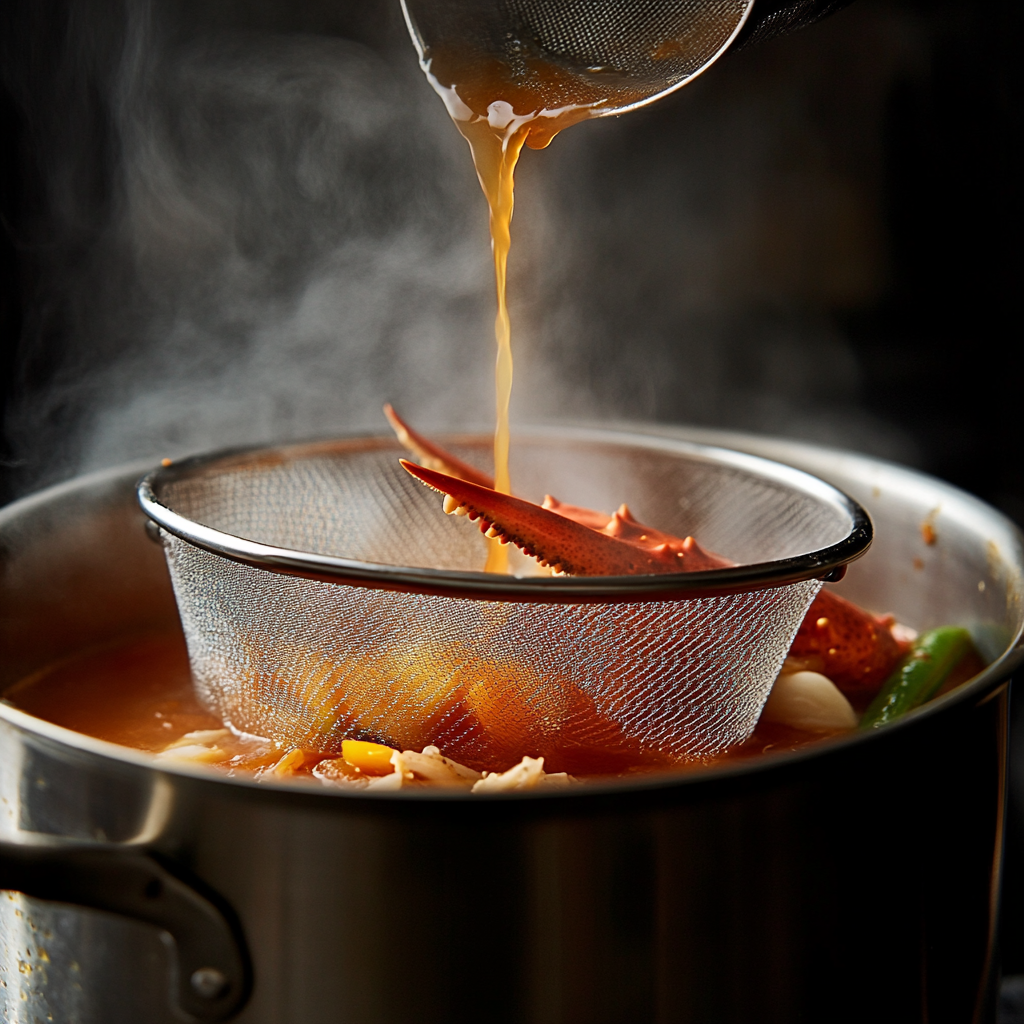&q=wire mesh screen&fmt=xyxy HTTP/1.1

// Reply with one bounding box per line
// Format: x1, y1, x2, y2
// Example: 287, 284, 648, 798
403, 0, 752, 113
148, 435, 860, 769
504, 0, 750, 87
164, 537, 819, 767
